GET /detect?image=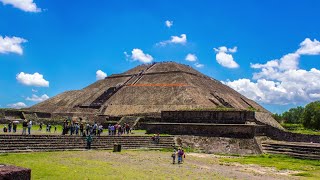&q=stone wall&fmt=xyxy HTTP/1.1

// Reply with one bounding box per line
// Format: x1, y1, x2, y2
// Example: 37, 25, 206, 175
0, 165, 31, 180
161, 110, 255, 124
175, 135, 261, 154
143, 123, 255, 138
266, 126, 320, 143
